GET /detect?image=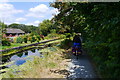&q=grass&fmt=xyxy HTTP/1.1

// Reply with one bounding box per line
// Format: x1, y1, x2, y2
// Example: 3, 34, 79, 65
1, 37, 60, 50
0, 46, 70, 78
1, 41, 38, 50
1, 39, 64, 56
